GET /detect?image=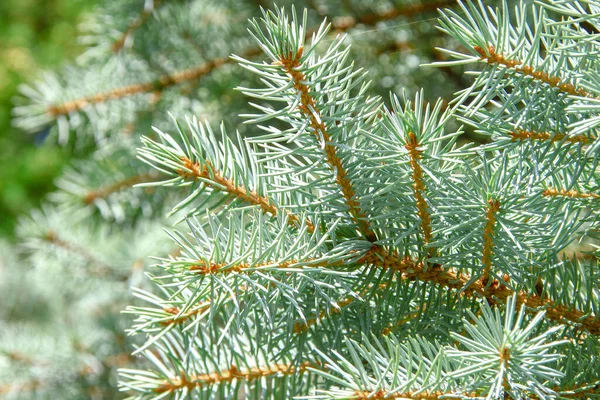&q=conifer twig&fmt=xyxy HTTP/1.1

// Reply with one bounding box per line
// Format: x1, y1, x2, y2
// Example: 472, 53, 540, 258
83, 171, 161, 204
294, 248, 600, 335
542, 188, 599, 200
46, 3, 456, 117
405, 132, 433, 250
510, 129, 593, 145
111, 0, 164, 52
331, 0, 455, 30
153, 361, 314, 393
351, 390, 478, 399
177, 156, 315, 233
473, 46, 596, 98
481, 198, 500, 282
44, 230, 128, 280
277, 47, 376, 242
